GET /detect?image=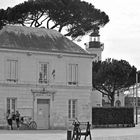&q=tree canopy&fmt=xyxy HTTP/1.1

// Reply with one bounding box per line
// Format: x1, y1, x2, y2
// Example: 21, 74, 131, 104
0, 0, 109, 39
92, 58, 137, 106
